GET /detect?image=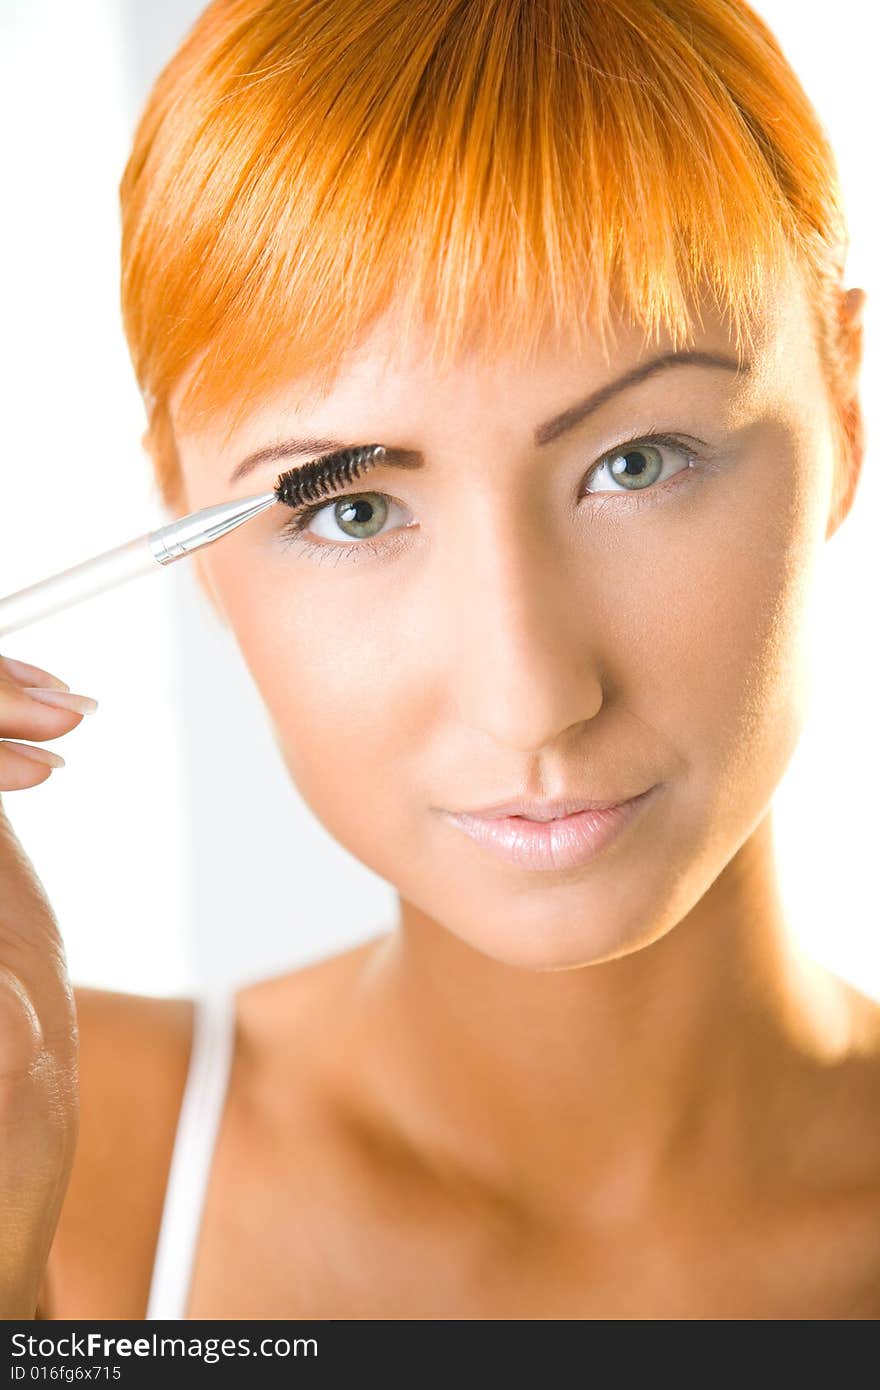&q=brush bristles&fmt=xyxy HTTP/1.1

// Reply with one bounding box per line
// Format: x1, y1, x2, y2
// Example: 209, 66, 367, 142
274, 444, 386, 509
